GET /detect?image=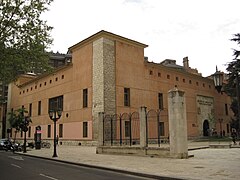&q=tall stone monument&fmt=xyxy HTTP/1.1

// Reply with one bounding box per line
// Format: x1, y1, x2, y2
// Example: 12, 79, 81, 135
168, 88, 188, 158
